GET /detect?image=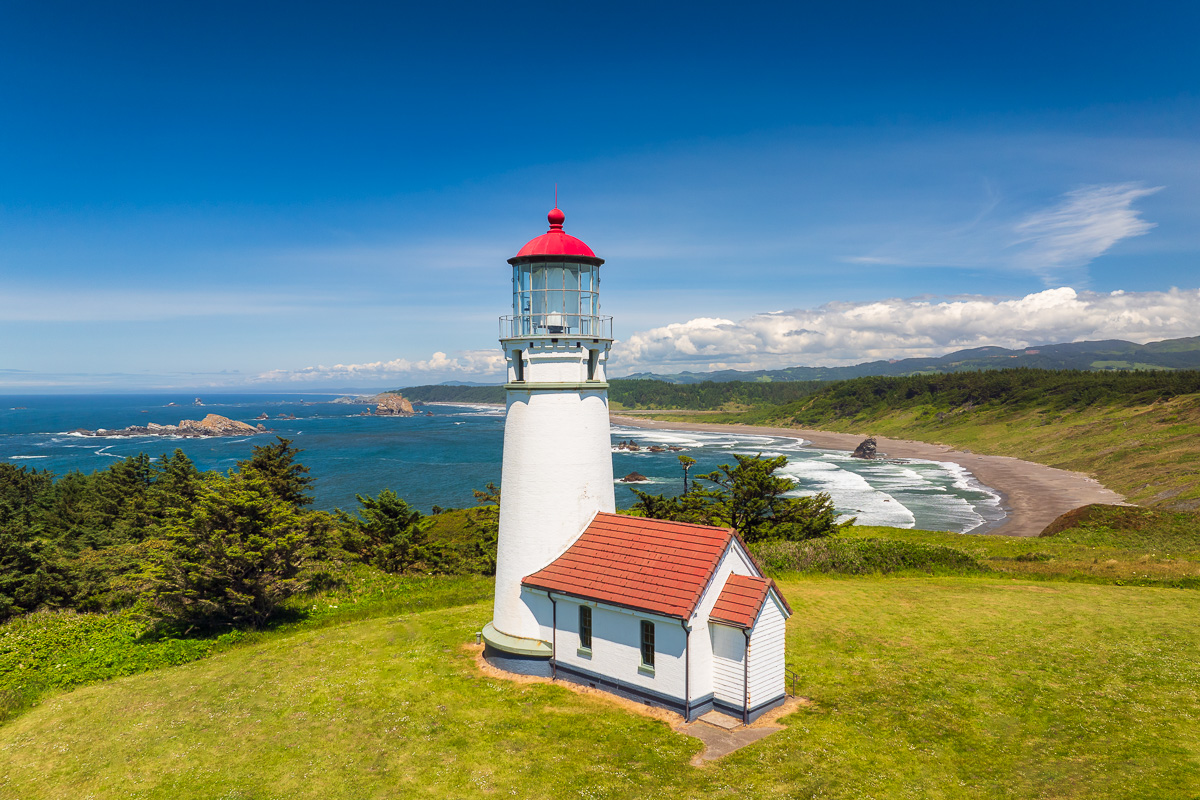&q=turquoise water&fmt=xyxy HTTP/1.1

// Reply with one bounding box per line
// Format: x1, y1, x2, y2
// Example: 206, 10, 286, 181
0, 394, 1003, 532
